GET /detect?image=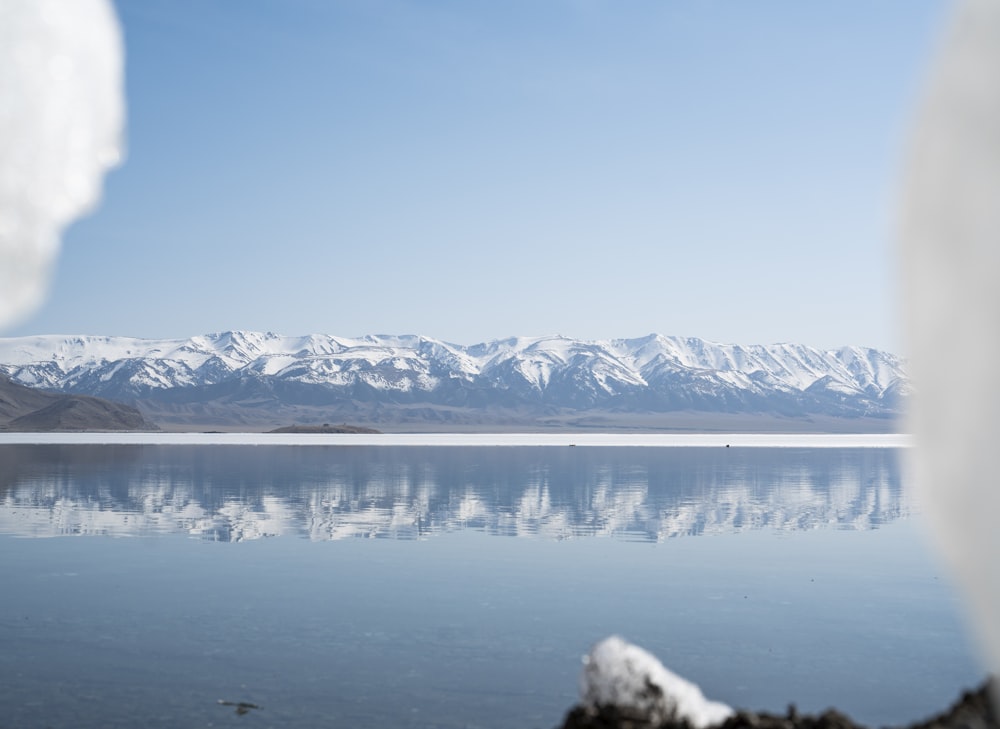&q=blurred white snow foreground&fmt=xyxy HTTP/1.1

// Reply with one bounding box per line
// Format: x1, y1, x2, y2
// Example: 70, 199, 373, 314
0, 0, 124, 329
580, 636, 733, 729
